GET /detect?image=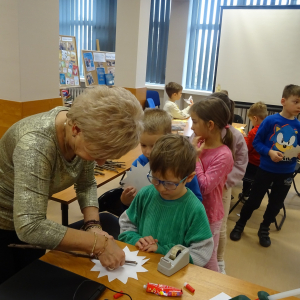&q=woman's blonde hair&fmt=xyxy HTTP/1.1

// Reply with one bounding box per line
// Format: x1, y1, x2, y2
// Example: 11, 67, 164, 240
67, 86, 144, 159
190, 97, 234, 156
